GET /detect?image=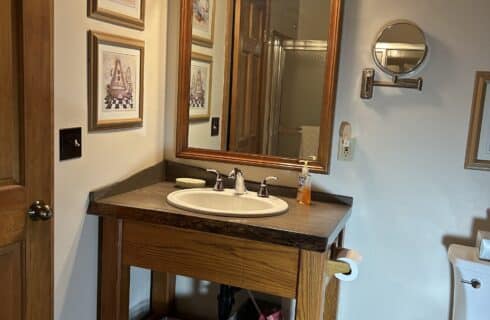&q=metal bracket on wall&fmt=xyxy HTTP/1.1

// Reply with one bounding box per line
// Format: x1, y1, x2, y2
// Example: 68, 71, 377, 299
360, 68, 423, 99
